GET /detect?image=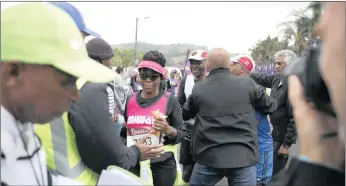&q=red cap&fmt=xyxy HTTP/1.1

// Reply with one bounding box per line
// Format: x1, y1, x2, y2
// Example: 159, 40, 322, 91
232, 55, 255, 72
